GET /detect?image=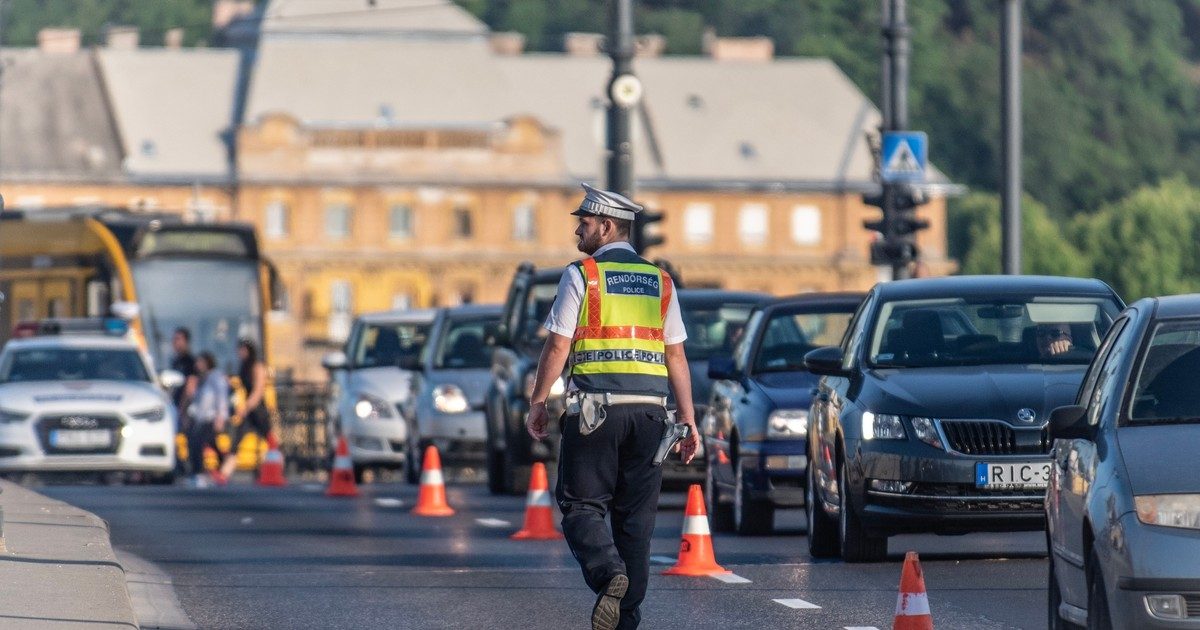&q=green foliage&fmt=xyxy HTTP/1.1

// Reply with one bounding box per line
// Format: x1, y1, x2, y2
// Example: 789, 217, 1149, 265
0, 0, 216, 47
950, 193, 1089, 279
